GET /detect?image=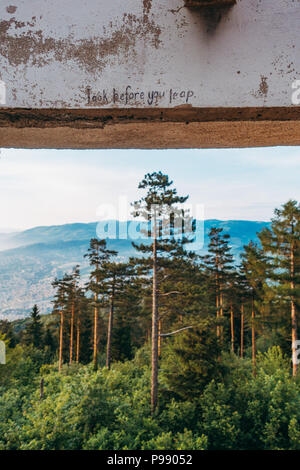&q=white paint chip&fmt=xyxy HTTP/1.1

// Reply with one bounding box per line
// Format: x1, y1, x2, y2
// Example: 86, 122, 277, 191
0, 81, 6, 105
